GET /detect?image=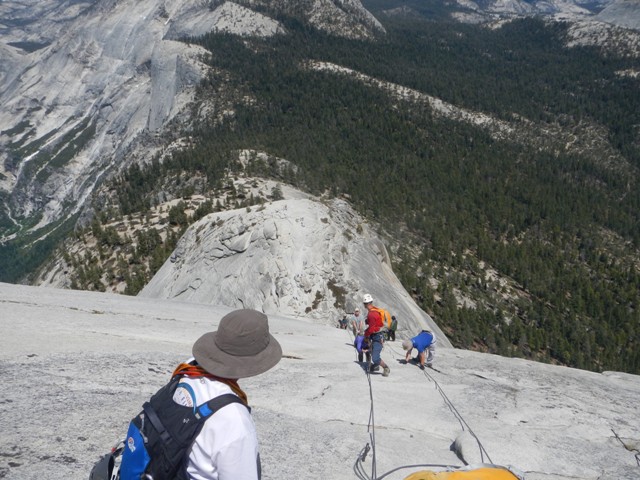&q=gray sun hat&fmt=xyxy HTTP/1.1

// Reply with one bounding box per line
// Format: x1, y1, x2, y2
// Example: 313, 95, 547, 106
193, 309, 282, 379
